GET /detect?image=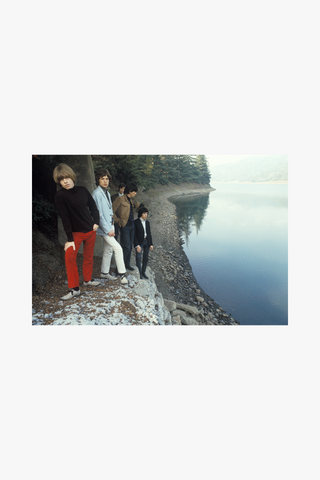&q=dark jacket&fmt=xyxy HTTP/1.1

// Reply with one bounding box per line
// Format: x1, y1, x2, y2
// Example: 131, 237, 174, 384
134, 218, 153, 248
111, 192, 121, 203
